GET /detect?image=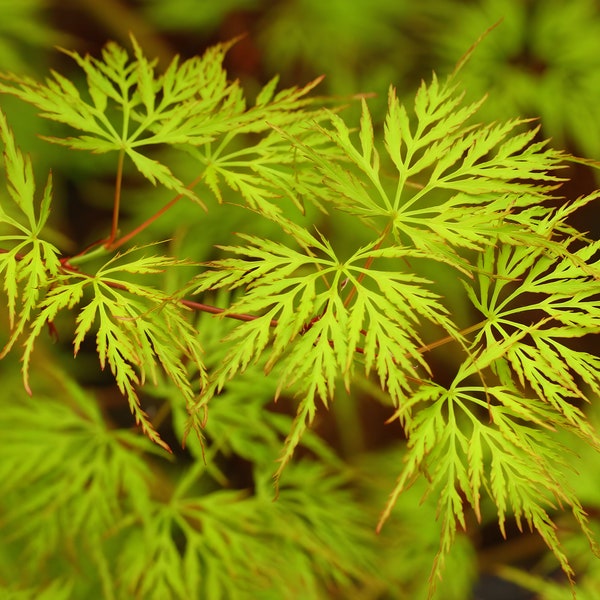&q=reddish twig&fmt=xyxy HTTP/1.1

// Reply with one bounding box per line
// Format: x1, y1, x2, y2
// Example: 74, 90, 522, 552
105, 150, 125, 247
107, 174, 205, 252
